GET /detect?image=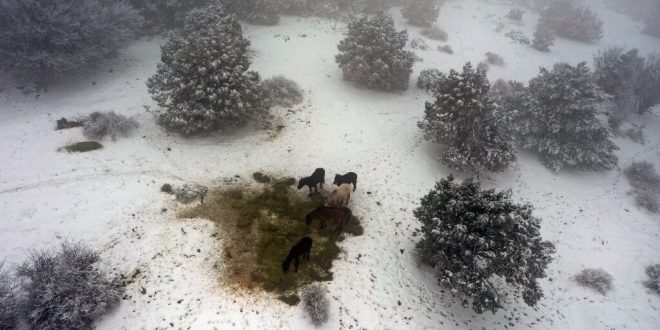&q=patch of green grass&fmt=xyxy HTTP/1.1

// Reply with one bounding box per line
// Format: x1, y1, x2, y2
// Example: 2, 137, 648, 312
252, 172, 271, 183
60, 141, 103, 153
277, 294, 300, 306
180, 174, 364, 298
